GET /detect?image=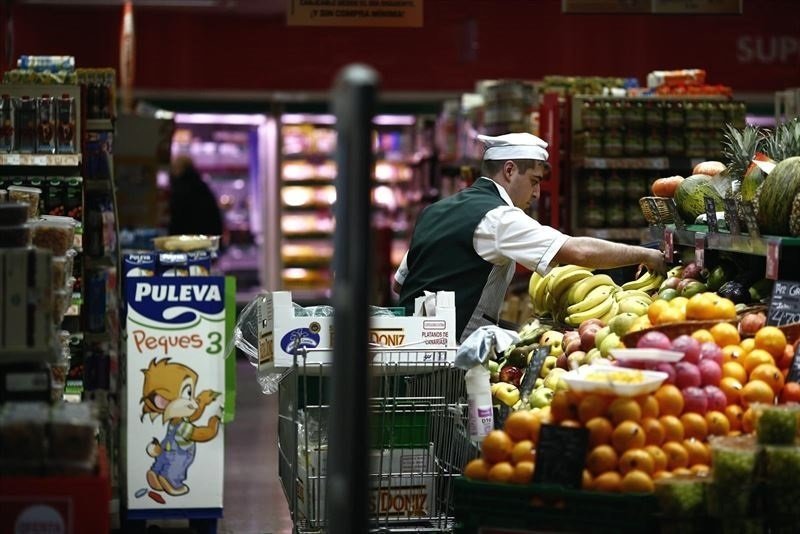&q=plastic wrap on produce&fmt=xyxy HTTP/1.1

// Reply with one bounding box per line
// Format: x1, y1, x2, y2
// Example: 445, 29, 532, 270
455, 325, 519, 370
